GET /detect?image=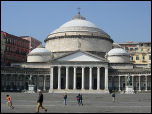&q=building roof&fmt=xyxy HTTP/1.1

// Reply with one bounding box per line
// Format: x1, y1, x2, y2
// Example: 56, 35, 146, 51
28, 48, 51, 56
48, 12, 110, 39
52, 50, 108, 62
108, 48, 129, 56
117, 42, 151, 45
